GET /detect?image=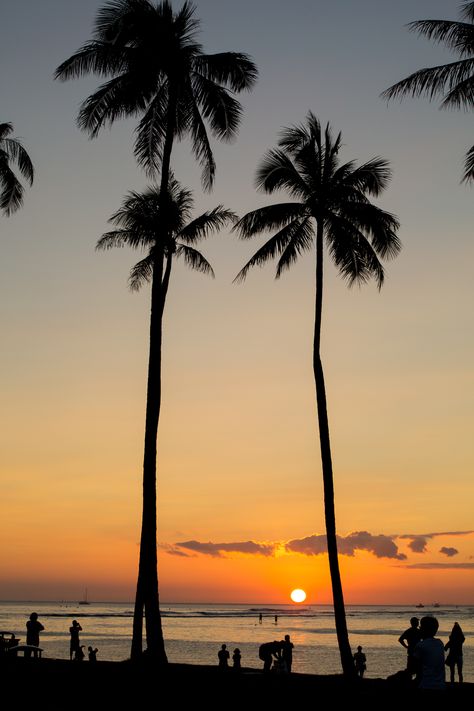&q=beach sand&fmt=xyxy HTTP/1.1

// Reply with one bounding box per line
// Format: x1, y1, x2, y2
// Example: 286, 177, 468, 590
2, 657, 473, 709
